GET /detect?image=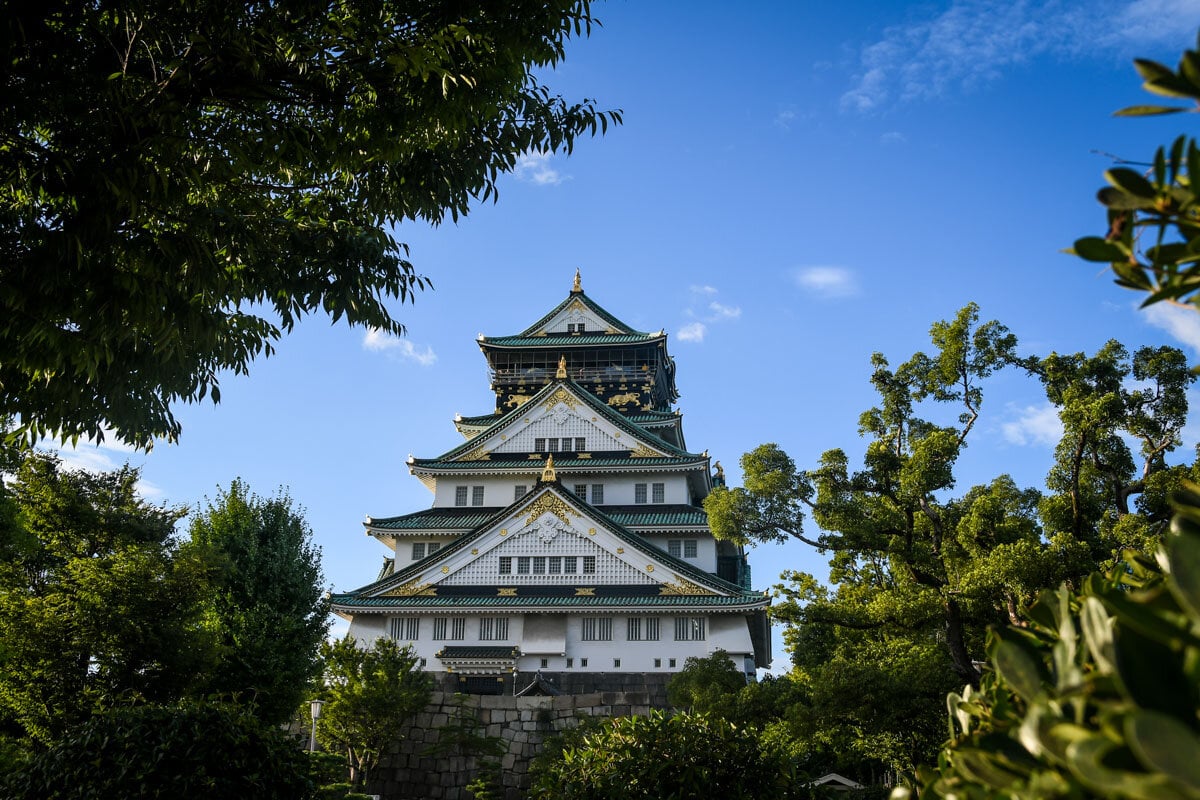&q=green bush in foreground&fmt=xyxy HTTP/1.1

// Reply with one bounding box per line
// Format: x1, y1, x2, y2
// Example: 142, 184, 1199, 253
0, 704, 312, 800
903, 482, 1200, 799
